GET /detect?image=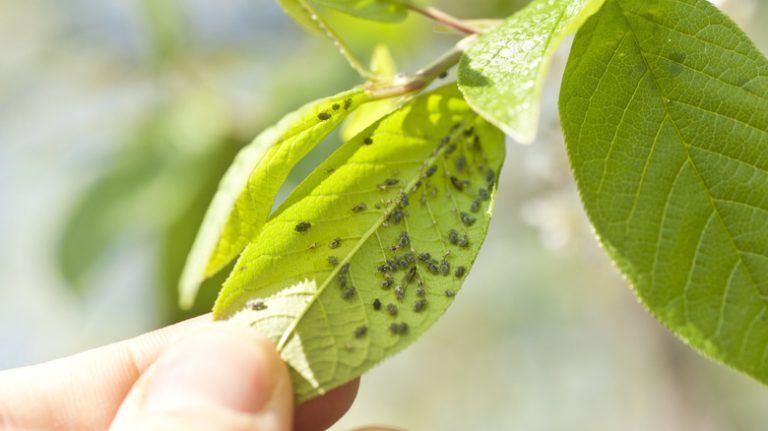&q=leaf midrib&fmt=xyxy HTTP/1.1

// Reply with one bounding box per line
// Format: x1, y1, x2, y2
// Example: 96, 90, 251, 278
616, 2, 768, 316
275, 116, 477, 351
